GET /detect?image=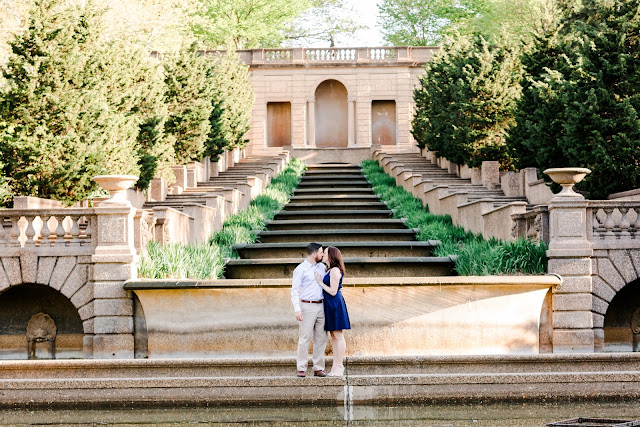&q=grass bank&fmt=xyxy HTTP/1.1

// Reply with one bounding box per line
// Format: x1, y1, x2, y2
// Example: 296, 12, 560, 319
361, 160, 547, 275
138, 158, 306, 279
